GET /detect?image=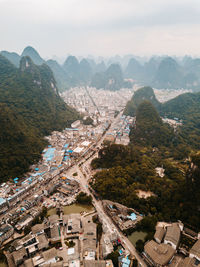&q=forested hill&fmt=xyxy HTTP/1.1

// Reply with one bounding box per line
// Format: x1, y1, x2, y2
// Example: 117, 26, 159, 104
130, 101, 176, 147
91, 63, 131, 91
125, 86, 200, 149
124, 86, 161, 116
0, 55, 80, 181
